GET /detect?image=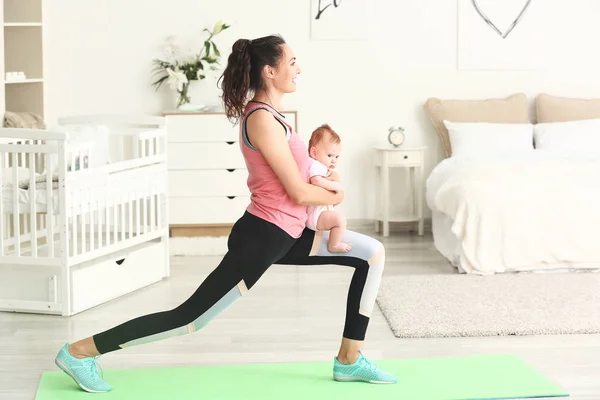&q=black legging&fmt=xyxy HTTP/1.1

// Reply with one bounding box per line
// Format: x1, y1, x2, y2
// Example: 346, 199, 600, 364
93, 212, 386, 354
